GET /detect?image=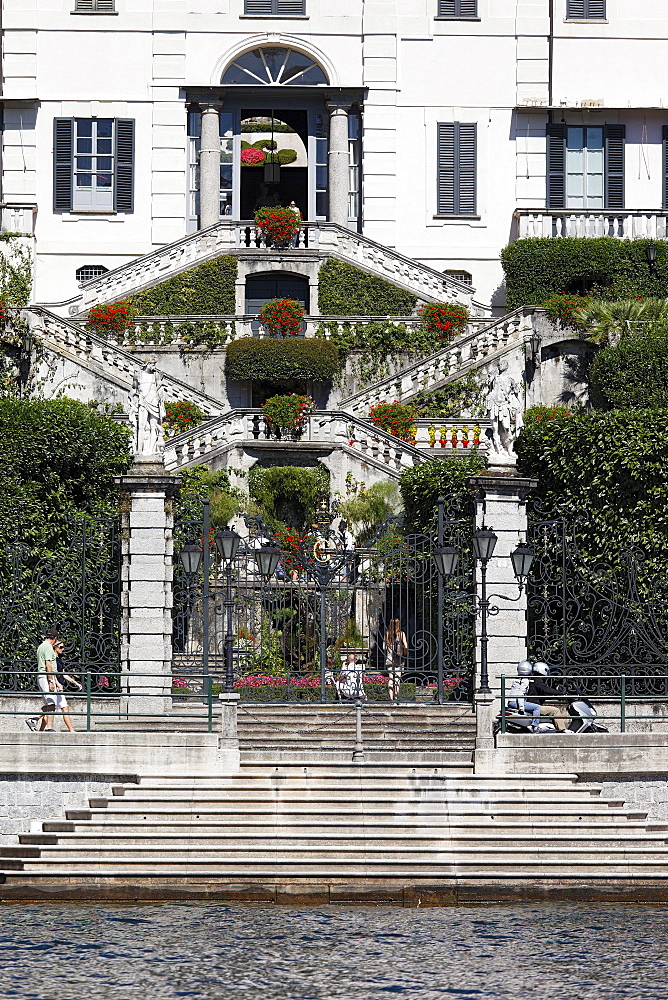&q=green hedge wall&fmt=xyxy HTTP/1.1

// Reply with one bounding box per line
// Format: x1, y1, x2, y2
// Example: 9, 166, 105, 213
130, 256, 237, 315
318, 259, 418, 316
225, 337, 339, 381
501, 238, 668, 309
399, 455, 486, 533
589, 330, 668, 410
